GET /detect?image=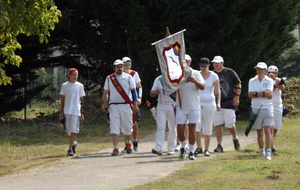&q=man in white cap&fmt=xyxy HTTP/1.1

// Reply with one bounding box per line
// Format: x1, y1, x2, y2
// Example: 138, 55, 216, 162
121, 56, 142, 152
102, 59, 139, 156
267, 65, 285, 155
248, 62, 274, 160
176, 54, 205, 160
212, 55, 241, 152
